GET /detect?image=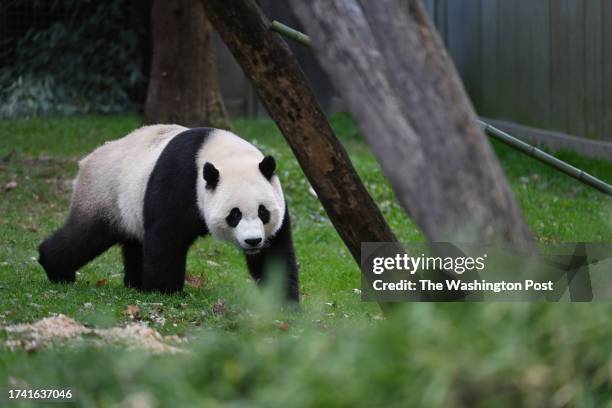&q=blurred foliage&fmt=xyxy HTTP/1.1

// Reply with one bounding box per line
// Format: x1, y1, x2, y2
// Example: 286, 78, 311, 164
4, 304, 612, 407
0, 0, 146, 118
